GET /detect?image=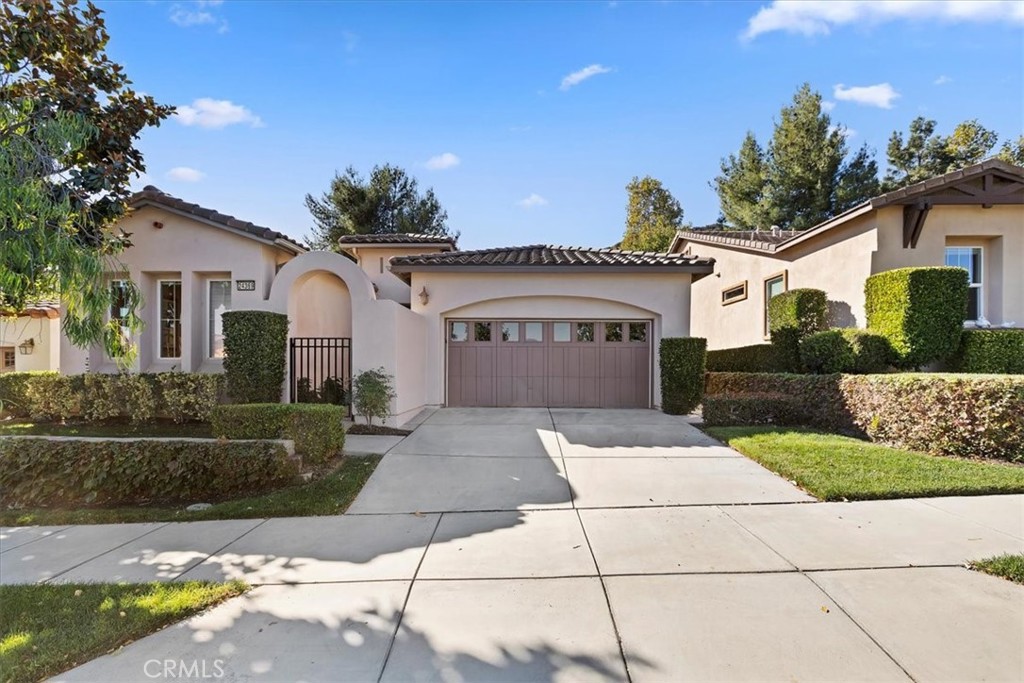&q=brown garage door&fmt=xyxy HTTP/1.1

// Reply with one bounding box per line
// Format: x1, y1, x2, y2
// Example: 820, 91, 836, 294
446, 320, 651, 408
